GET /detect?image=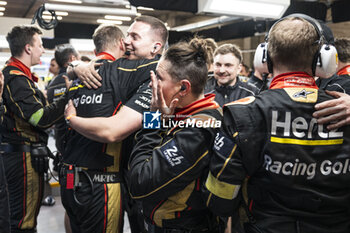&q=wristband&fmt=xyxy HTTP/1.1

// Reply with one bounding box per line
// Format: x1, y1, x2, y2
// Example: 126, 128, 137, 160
65, 114, 76, 125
